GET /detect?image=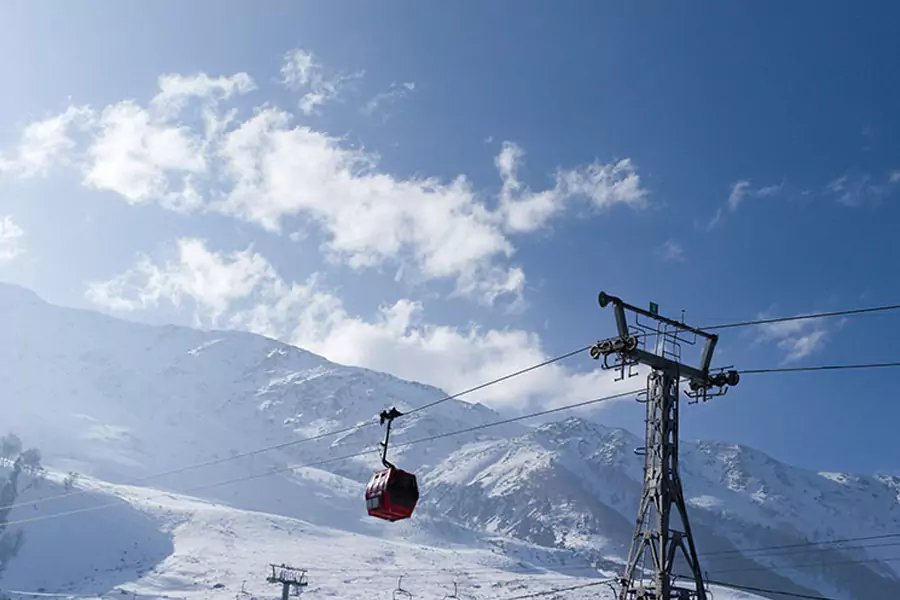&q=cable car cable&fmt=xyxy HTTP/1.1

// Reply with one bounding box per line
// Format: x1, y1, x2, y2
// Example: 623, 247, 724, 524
498, 579, 616, 599
703, 532, 900, 557
402, 345, 594, 416
0, 345, 593, 514
295, 519, 900, 575
701, 302, 900, 333
8, 303, 899, 522
705, 539, 900, 561
702, 579, 839, 600
739, 360, 900, 375
713, 554, 900, 575
8, 301, 896, 515
1, 388, 642, 528
633, 302, 900, 341
292, 532, 900, 571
